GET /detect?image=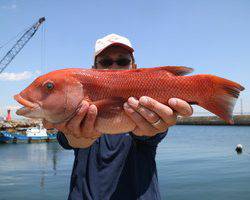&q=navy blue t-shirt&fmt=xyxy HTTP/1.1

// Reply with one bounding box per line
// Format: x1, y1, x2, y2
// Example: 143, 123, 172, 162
57, 131, 167, 200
